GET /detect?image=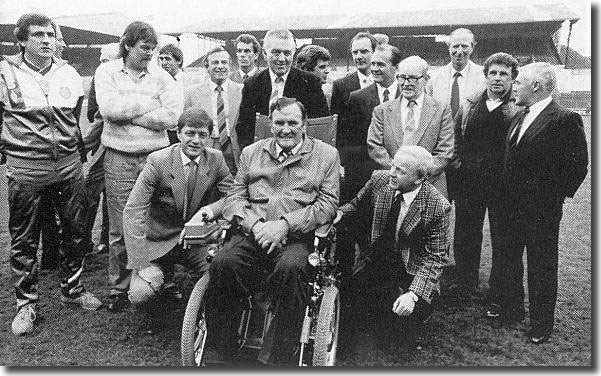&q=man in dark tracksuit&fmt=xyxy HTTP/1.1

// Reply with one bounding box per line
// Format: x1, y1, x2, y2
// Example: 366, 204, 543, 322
1, 13, 102, 336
